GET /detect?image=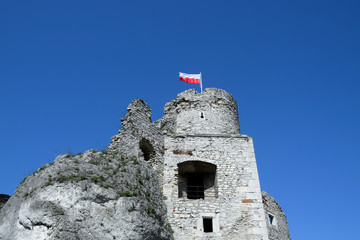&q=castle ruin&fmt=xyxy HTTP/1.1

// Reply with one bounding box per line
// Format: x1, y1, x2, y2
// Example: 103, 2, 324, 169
0, 88, 290, 240
109, 88, 291, 240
